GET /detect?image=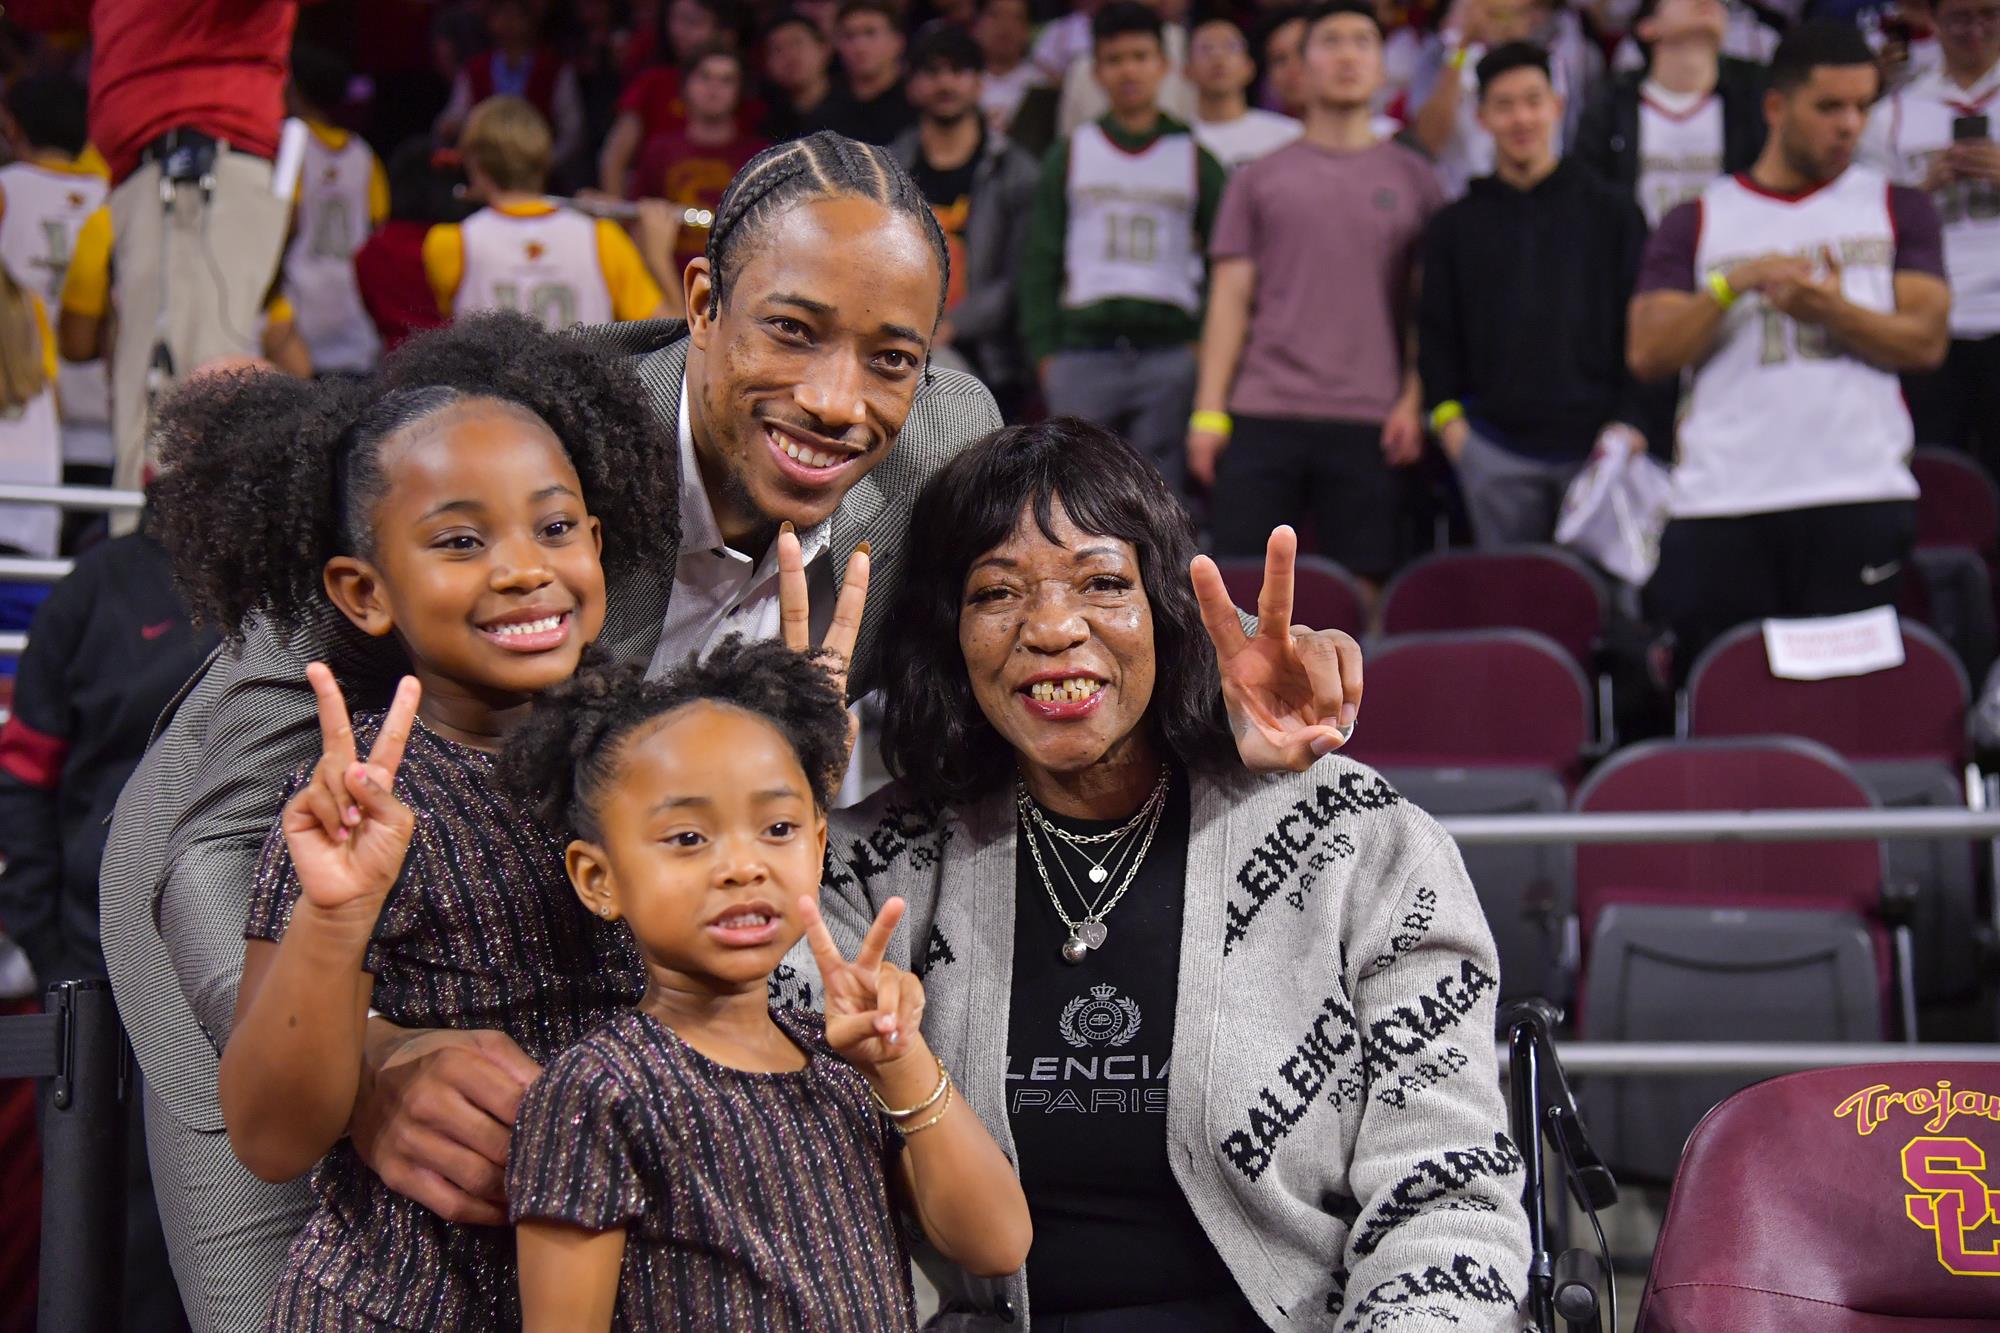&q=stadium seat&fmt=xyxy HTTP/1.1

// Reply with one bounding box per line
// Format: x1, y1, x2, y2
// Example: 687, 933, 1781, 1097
1346, 631, 1590, 1004
1901, 546, 1998, 683
1214, 554, 1366, 640
1379, 546, 1605, 672
1636, 1061, 2000, 1330
1686, 621, 1979, 1003
1913, 446, 2000, 554
1573, 737, 1908, 1181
